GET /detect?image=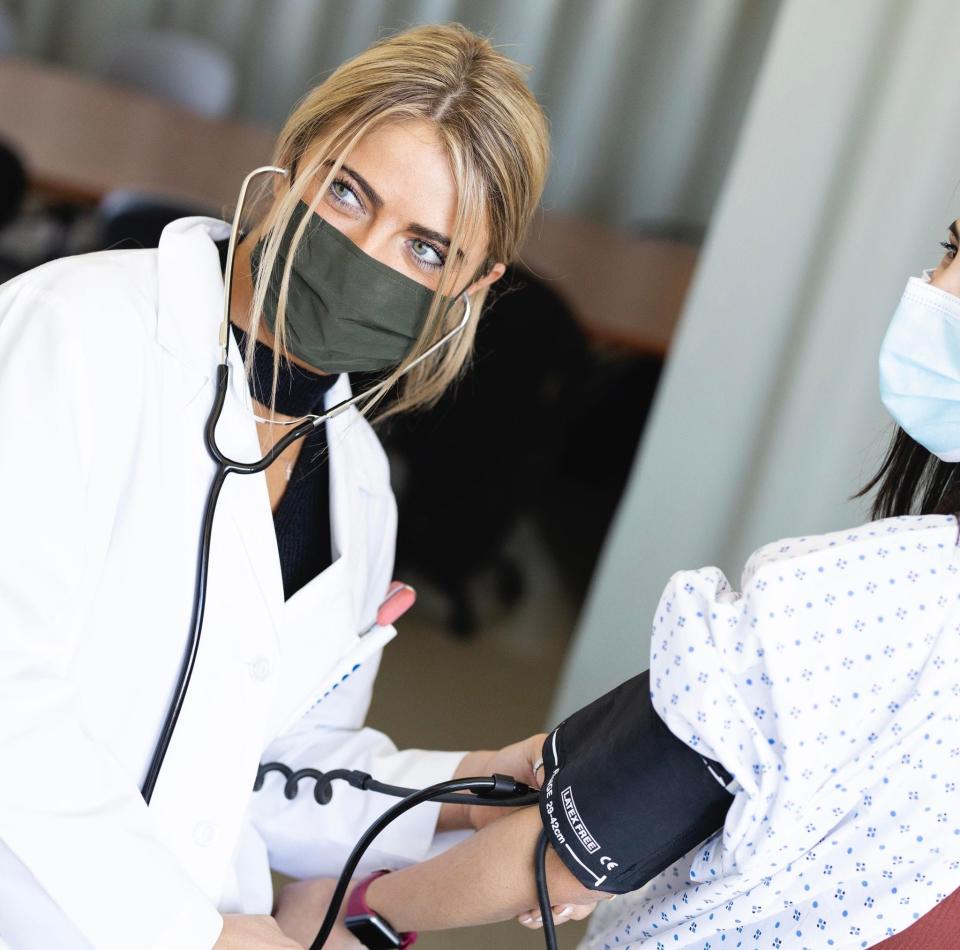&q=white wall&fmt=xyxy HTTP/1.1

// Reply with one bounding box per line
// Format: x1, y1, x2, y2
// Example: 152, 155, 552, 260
552, 0, 960, 720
